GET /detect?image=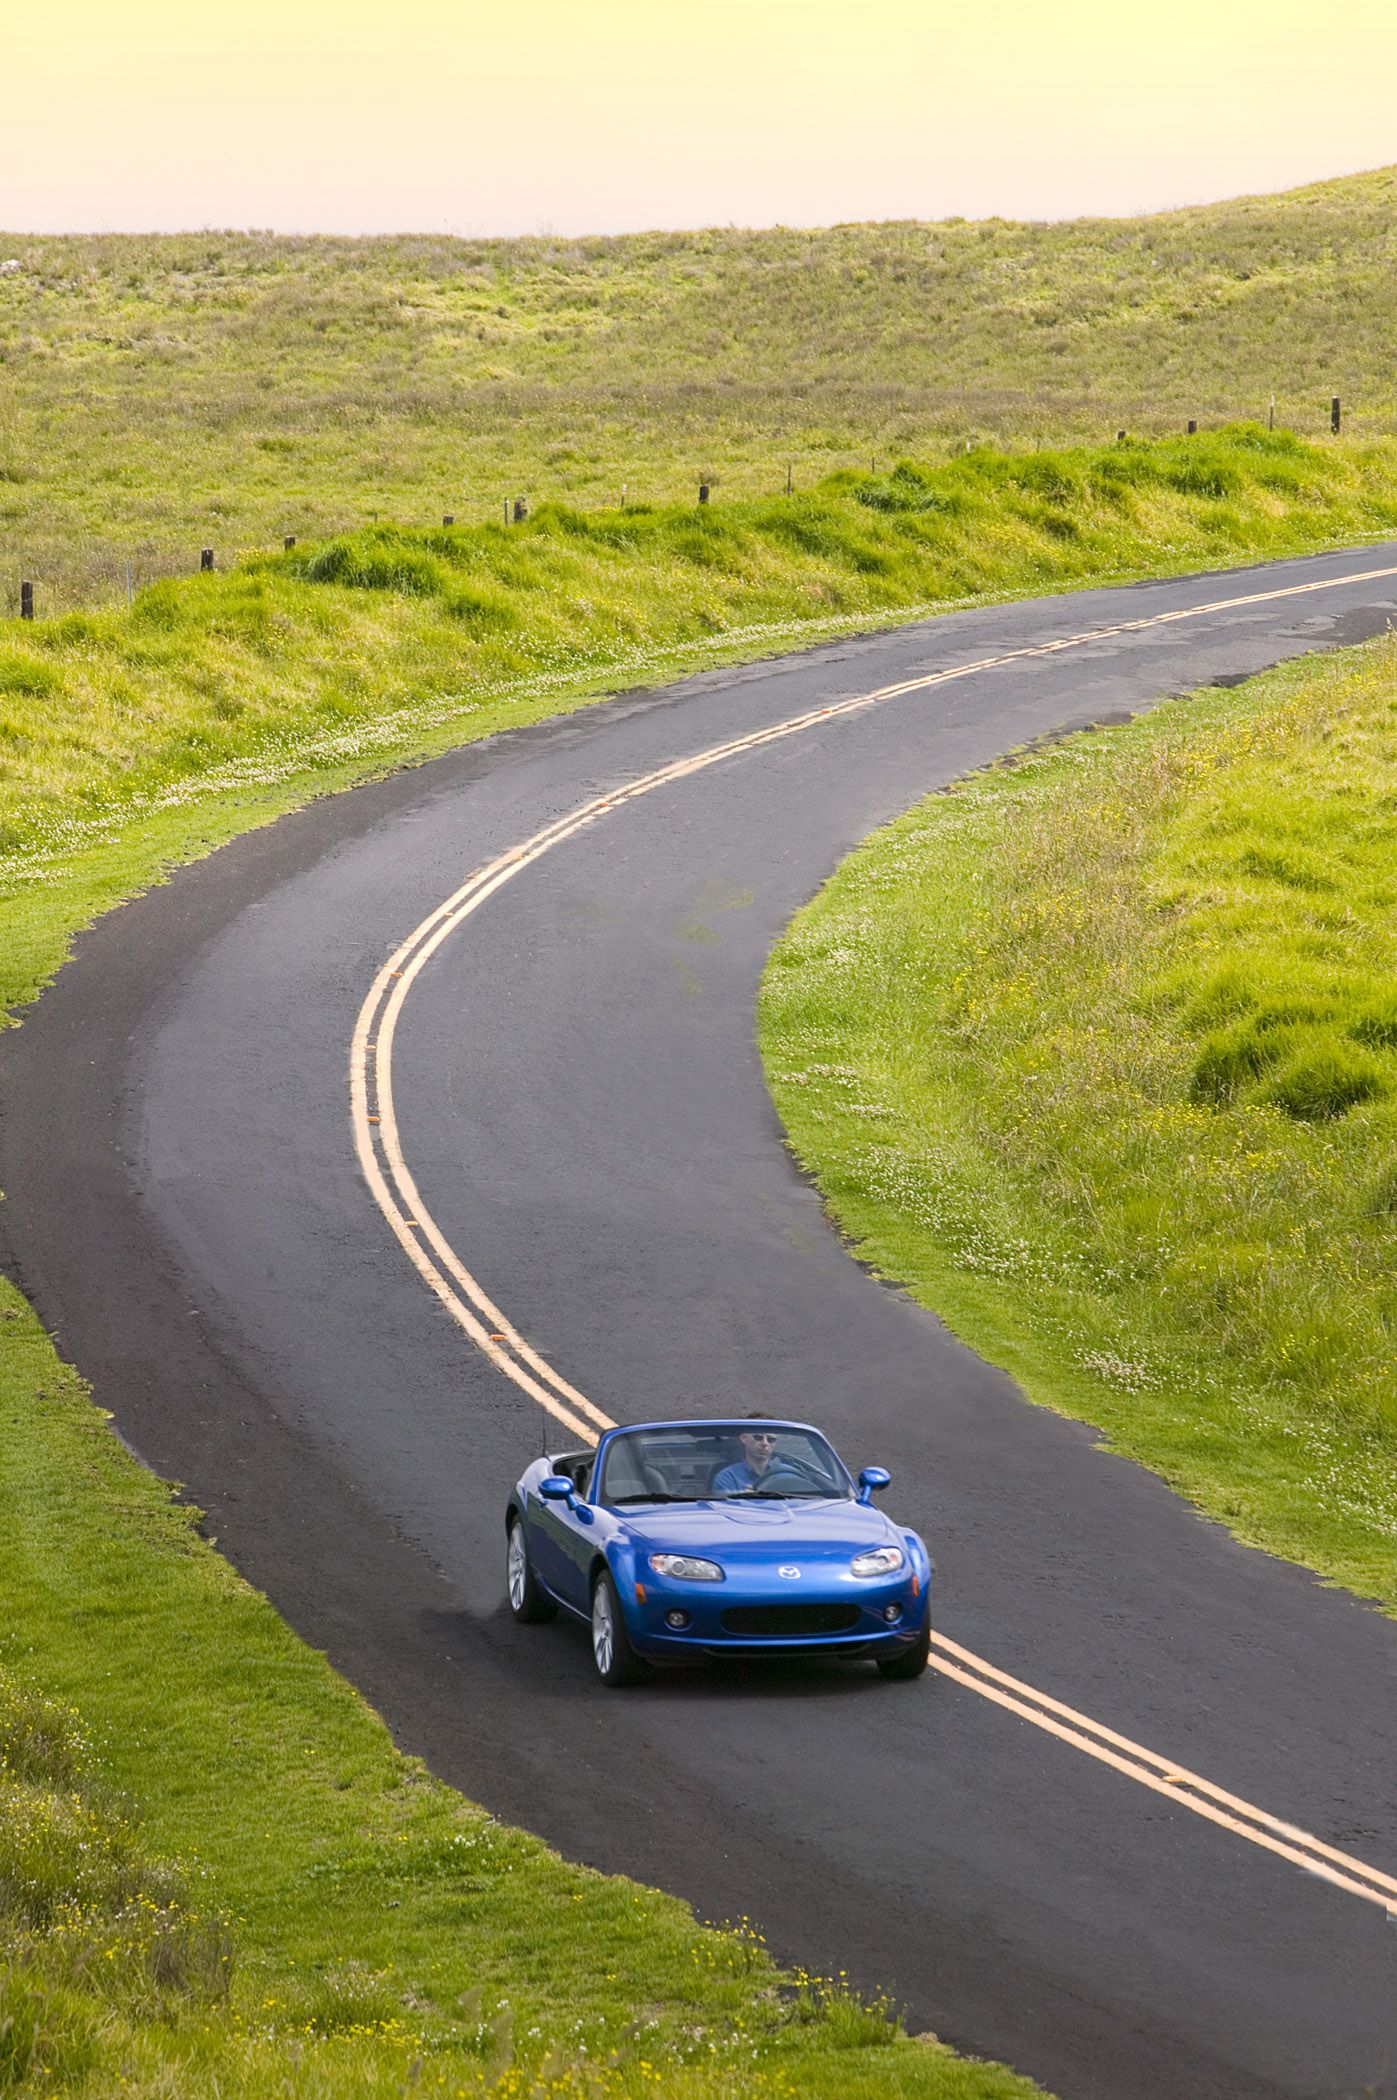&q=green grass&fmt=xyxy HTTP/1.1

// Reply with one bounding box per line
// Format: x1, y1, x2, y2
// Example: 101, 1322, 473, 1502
0, 1282, 1045, 2099
760, 638, 1397, 1610
5, 162, 1397, 612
